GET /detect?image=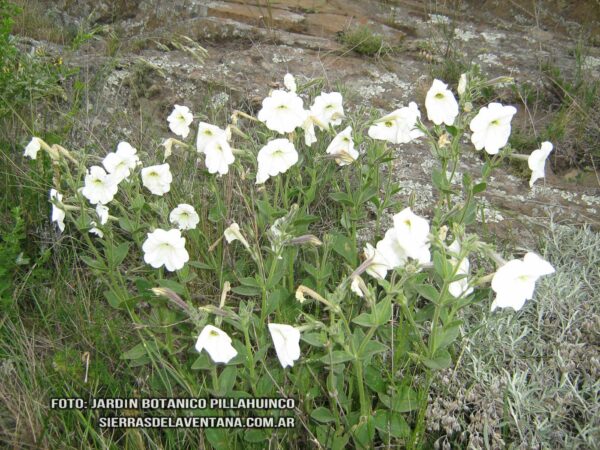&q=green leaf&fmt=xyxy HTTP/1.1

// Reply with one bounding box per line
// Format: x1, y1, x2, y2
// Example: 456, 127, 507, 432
205, 429, 229, 448
121, 343, 147, 360
320, 351, 354, 365
132, 194, 146, 211
310, 407, 336, 423
364, 365, 386, 394
188, 261, 213, 270
80, 256, 106, 271
244, 429, 268, 443
433, 251, 449, 278
301, 332, 327, 347
422, 349, 452, 370
459, 201, 477, 225
462, 172, 472, 190
331, 433, 350, 450
473, 182, 487, 194
208, 203, 225, 223
118, 216, 138, 233
329, 192, 354, 207
358, 340, 388, 360
373, 297, 392, 325
231, 285, 261, 296
378, 387, 419, 413
357, 185, 379, 205
352, 312, 375, 327
191, 353, 212, 370
414, 284, 440, 303
109, 242, 130, 267
103, 290, 122, 308
352, 416, 375, 448
433, 321, 462, 352
445, 125, 458, 136
239, 276, 261, 288
373, 410, 411, 439
330, 233, 356, 266
432, 168, 449, 192
218, 366, 237, 396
